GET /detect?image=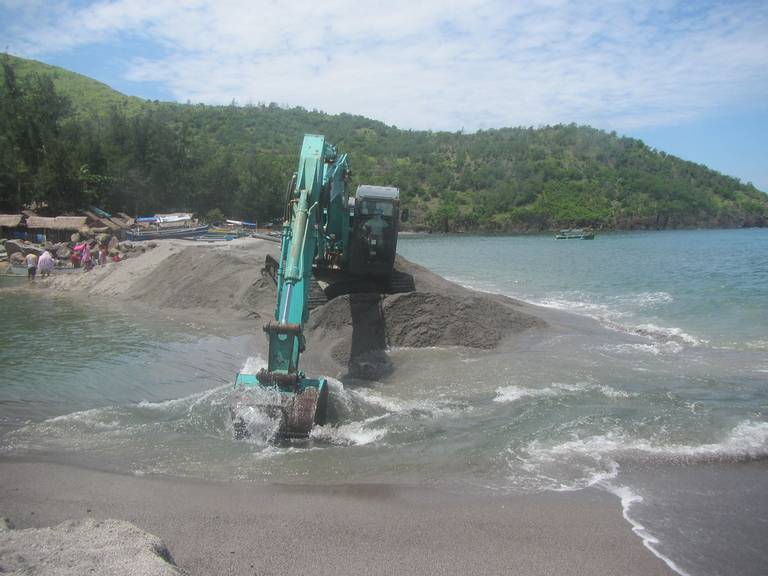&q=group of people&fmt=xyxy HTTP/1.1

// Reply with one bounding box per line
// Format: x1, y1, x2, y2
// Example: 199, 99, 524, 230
25, 239, 119, 281
67, 240, 117, 270
24, 250, 53, 281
